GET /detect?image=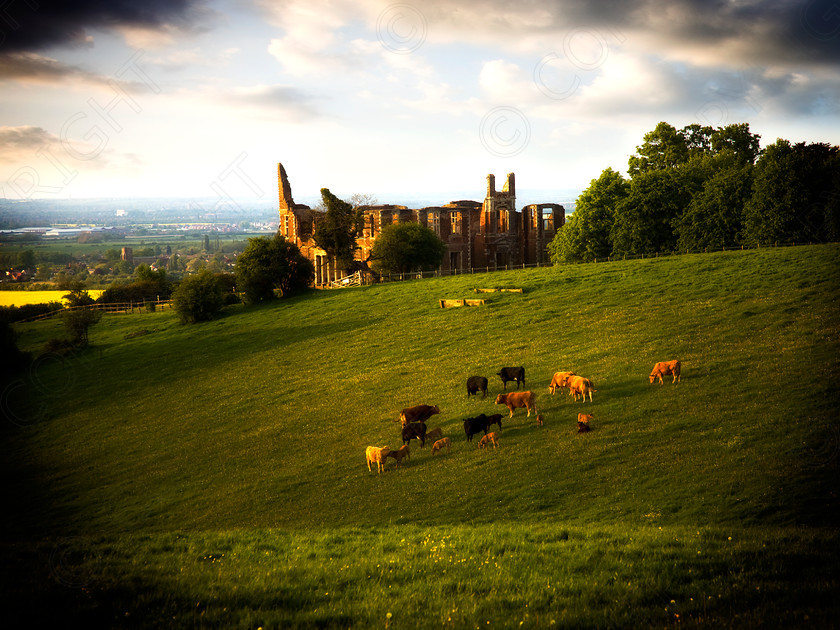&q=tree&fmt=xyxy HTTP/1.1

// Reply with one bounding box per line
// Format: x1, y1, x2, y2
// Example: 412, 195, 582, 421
172, 269, 225, 323
547, 168, 629, 263
62, 307, 102, 346
675, 161, 754, 251
743, 140, 840, 245
313, 188, 363, 272
235, 232, 314, 304
627, 122, 689, 177
370, 222, 446, 275
611, 169, 695, 256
